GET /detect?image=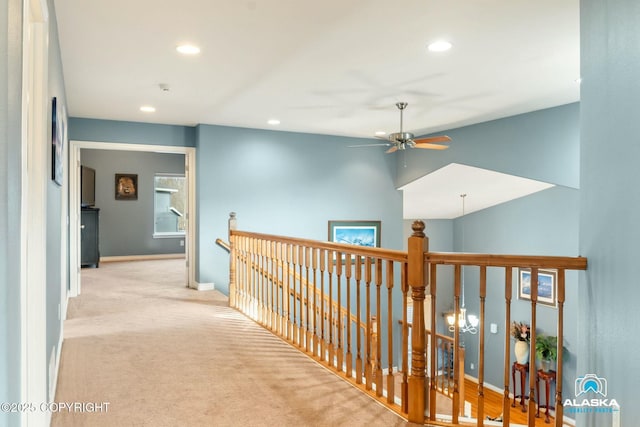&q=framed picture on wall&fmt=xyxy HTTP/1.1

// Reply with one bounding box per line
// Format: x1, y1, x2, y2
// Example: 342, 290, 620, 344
328, 220, 381, 248
51, 97, 66, 186
115, 173, 138, 200
518, 268, 557, 307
